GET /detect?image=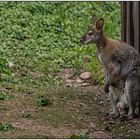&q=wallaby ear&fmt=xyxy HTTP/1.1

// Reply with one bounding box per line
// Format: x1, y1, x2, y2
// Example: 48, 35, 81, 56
95, 18, 104, 31
91, 15, 97, 23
